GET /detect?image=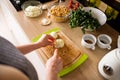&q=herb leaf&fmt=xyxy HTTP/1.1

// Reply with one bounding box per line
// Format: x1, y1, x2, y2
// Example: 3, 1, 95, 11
69, 7, 100, 33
